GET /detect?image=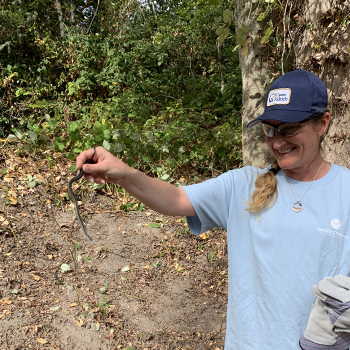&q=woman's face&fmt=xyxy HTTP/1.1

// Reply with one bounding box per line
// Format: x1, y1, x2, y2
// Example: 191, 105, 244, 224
265, 113, 330, 177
